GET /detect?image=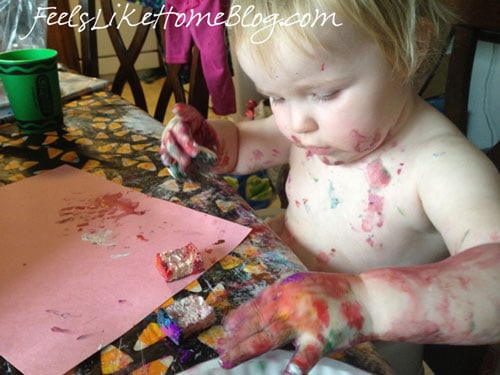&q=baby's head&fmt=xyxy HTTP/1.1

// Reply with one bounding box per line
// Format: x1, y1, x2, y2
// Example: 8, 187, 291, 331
229, 0, 455, 85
